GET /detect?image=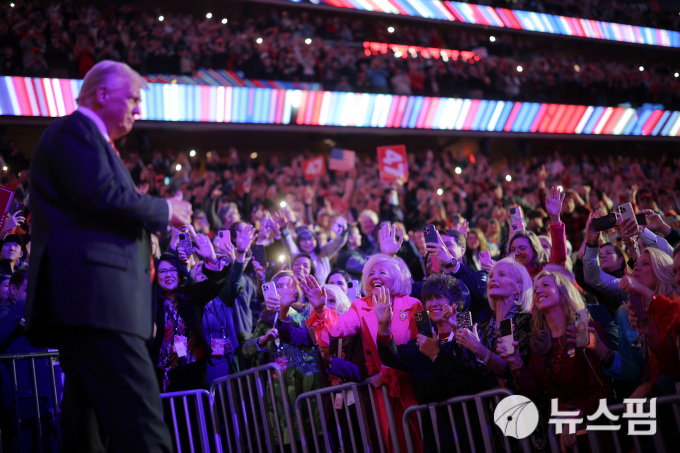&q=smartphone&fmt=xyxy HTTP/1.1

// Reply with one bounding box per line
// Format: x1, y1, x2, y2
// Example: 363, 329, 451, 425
456, 311, 472, 330
635, 213, 648, 226
215, 230, 231, 251
332, 216, 348, 236
12, 201, 24, 213
629, 294, 646, 324
178, 233, 193, 257
499, 318, 514, 354
479, 251, 493, 268
592, 213, 617, 232
509, 206, 524, 221
423, 224, 442, 245
509, 219, 525, 234
415, 310, 432, 337
347, 280, 360, 301
252, 244, 267, 266
574, 308, 590, 347
262, 282, 279, 300
618, 202, 637, 225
